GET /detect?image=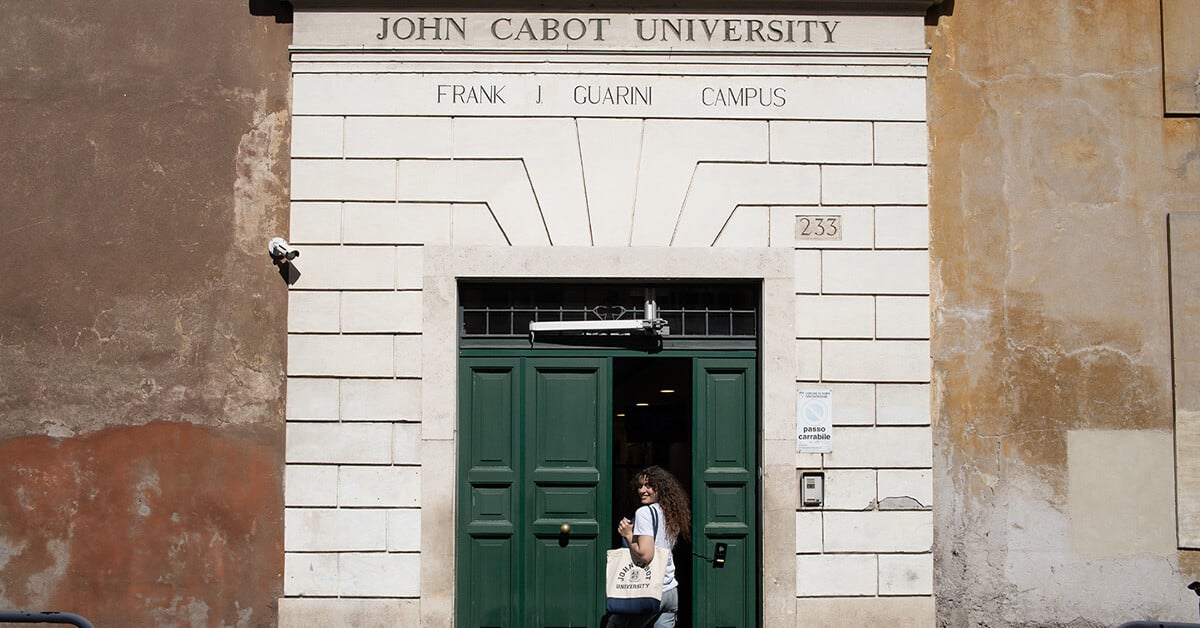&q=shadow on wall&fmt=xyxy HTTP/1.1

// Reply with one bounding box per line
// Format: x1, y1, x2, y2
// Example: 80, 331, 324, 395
248, 0, 293, 23
926, 0, 954, 25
